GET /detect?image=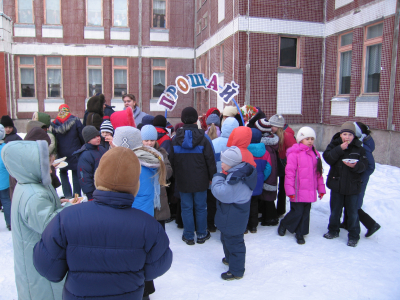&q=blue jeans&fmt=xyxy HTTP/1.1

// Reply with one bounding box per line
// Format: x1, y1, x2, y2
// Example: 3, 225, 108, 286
59, 169, 81, 198
328, 191, 360, 240
0, 188, 11, 227
221, 232, 246, 277
180, 190, 207, 240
